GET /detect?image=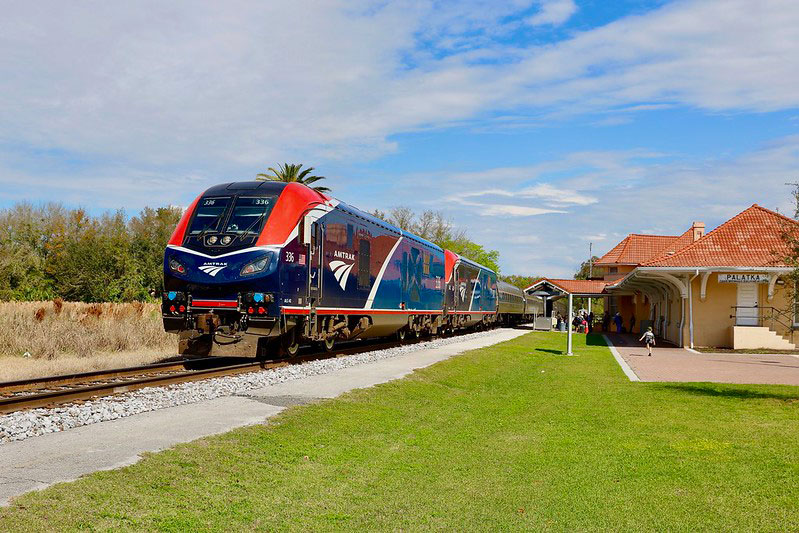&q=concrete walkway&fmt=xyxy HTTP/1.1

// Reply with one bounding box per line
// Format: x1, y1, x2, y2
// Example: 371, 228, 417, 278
606, 334, 799, 385
0, 328, 529, 506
